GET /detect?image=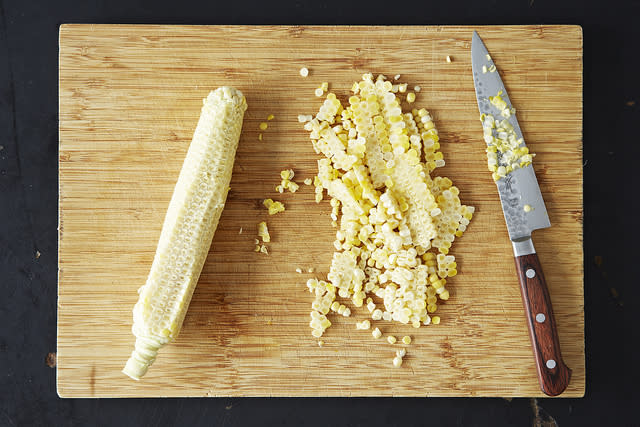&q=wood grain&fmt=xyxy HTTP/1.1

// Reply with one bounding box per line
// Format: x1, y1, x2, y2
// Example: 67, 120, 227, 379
57, 25, 584, 397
